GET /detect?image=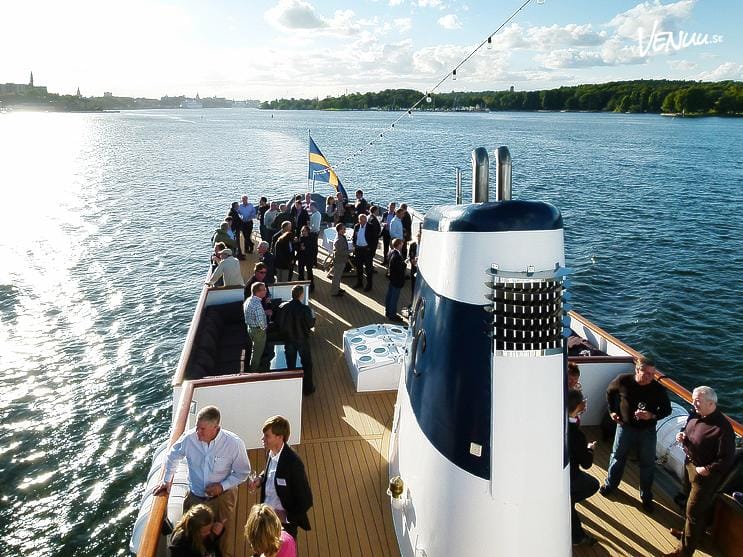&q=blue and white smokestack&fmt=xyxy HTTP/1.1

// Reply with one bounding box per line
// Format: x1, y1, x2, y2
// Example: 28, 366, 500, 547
389, 199, 571, 557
